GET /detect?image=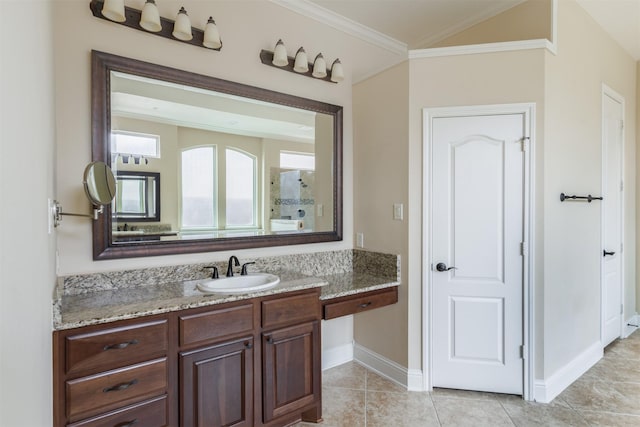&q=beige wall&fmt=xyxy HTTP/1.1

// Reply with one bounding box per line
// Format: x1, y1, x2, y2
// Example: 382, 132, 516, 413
353, 61, 410, 365
0, 1, 56, 424
543, 0, 636, 377
428, 0, 552, 48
